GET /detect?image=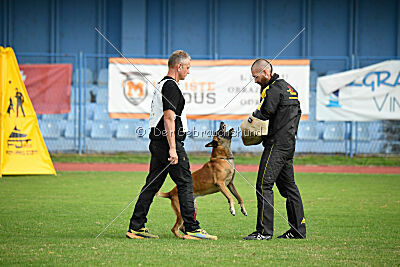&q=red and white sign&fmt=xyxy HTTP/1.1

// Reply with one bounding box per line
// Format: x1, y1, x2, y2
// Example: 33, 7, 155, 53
20, 64, 72, 114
